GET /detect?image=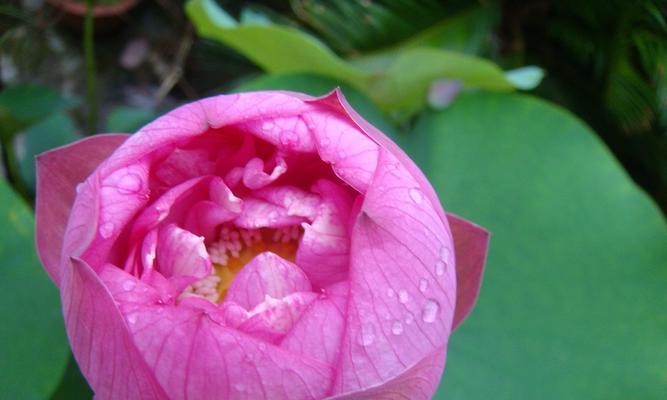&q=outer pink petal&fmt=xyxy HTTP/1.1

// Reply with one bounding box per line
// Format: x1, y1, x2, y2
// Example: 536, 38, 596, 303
226, 252, 312, 309
331, 148, 454, 396
120, 301, 333, 399
326, 347, 445, 400
304, 89, 448, 227
281, 281, 348, 365
61, 257, 167, 399
300, 107, 379, 193
35, 134, 128, 285
296, 180, 354, 289
447, 213, 489, 330
242, 114, 316, 153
